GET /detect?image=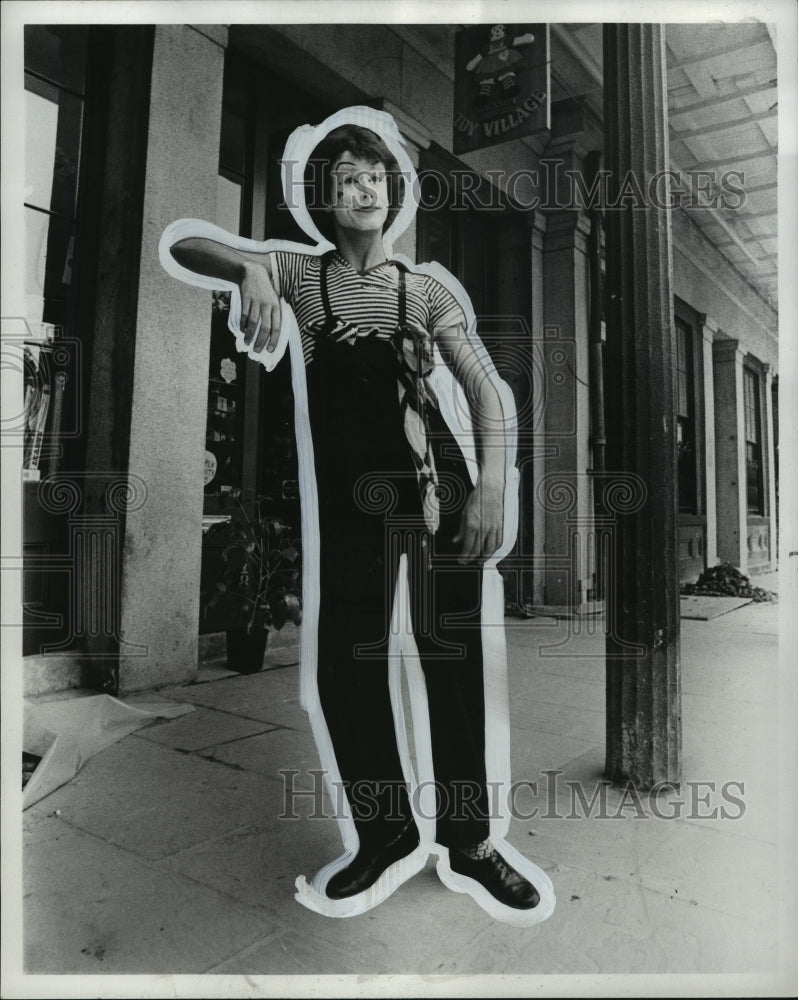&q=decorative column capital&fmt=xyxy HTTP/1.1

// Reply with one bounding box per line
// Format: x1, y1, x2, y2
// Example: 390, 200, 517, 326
530, 209, 547, 250
712, 337, 743, 365
539, 134, 590, 213
544, 133, 589, 166
542, 209, 592, 254
520, 130, 551, 159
